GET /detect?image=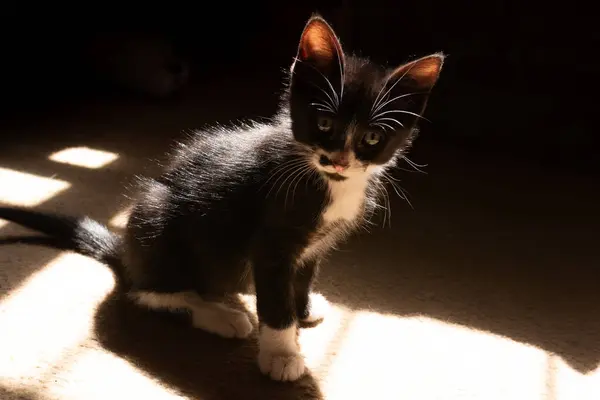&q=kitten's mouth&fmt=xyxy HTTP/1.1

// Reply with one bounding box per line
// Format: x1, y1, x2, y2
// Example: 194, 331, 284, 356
317, 154, 350, 181
322, 171, 348, 181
